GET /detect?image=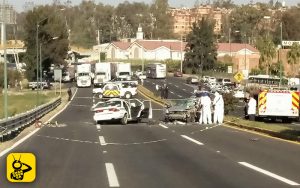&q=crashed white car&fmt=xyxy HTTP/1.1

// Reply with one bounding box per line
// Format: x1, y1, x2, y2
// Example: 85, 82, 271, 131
92, 98, 152, 125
